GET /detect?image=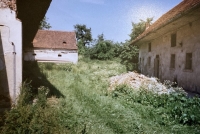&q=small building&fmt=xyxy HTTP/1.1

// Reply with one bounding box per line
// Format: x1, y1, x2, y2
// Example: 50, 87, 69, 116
131, 0, 200, 93
24, 30, 78, 64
